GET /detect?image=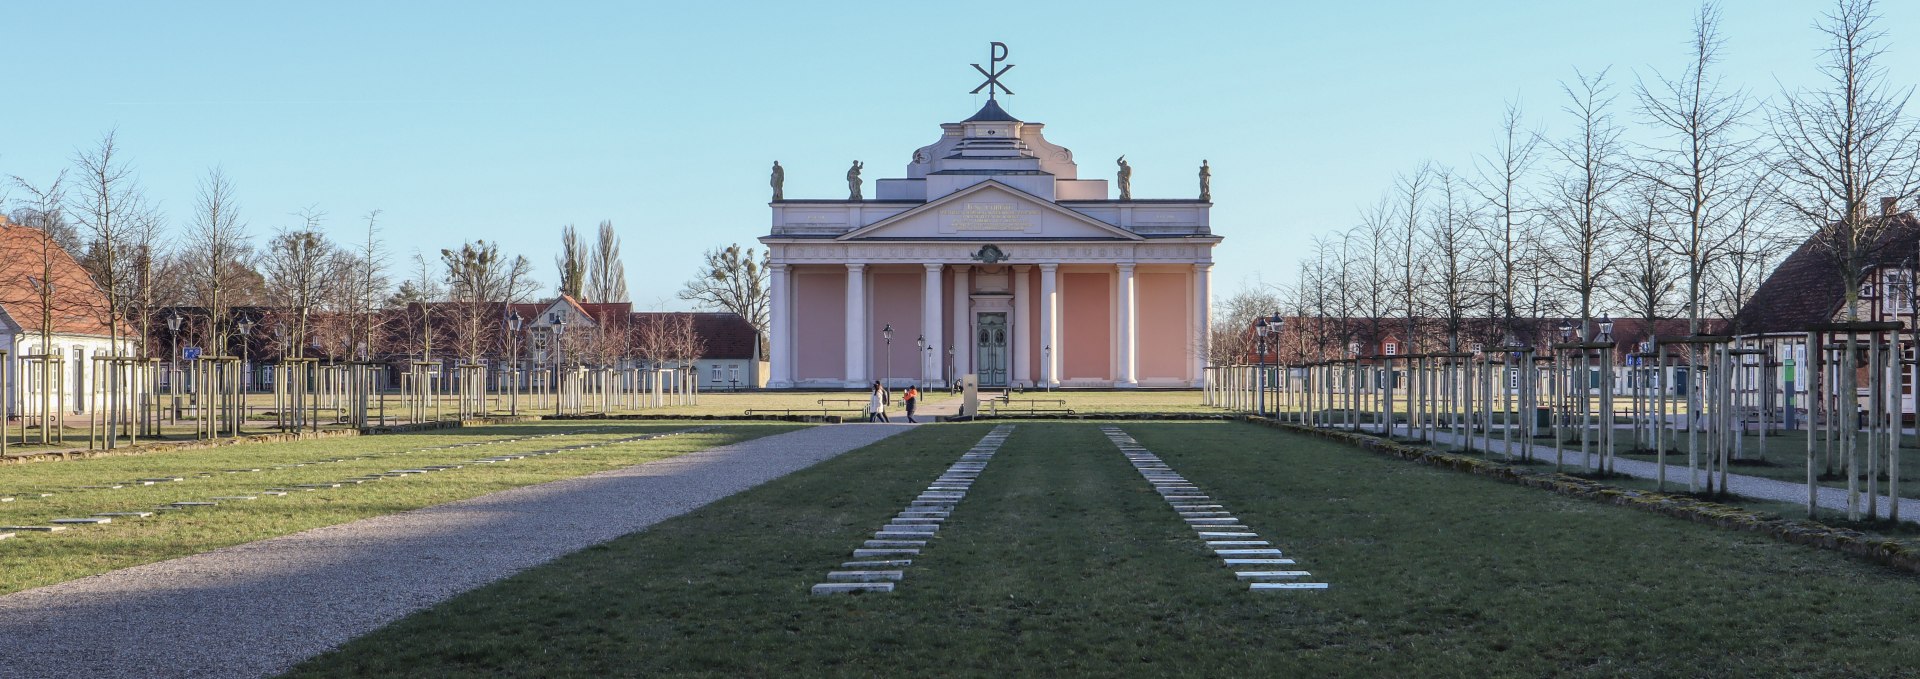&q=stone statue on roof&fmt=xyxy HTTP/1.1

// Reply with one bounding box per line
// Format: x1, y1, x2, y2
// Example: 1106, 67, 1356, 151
848, 160, 864, 200
770, 161, 784, 201
1199, 160, 1211, 202
1116, 156, 1132, 201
